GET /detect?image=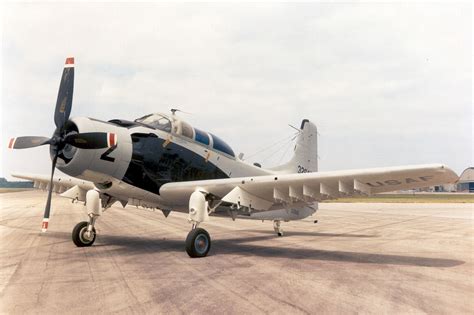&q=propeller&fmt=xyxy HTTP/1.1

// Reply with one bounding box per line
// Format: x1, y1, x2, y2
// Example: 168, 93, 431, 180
7, 57, 116, 232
